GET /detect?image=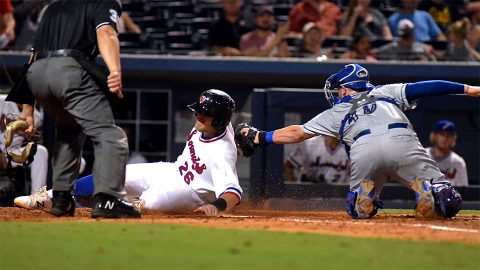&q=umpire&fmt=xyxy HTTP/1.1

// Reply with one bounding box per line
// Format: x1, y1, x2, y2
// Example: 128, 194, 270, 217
15, 0, 140, 218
